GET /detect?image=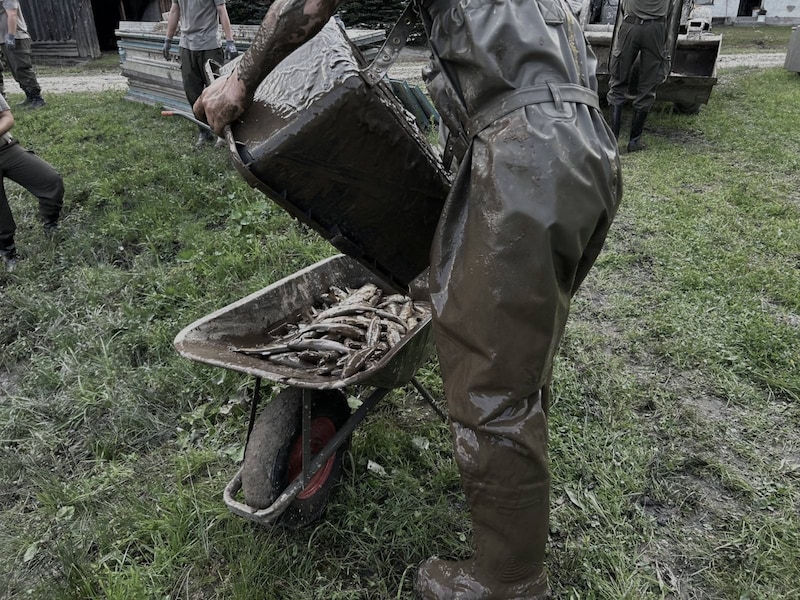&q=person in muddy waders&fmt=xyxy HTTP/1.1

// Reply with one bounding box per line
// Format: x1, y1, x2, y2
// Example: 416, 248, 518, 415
163, 0, 238, 147
607, 0, 670, 152
195, 0, 622, 596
